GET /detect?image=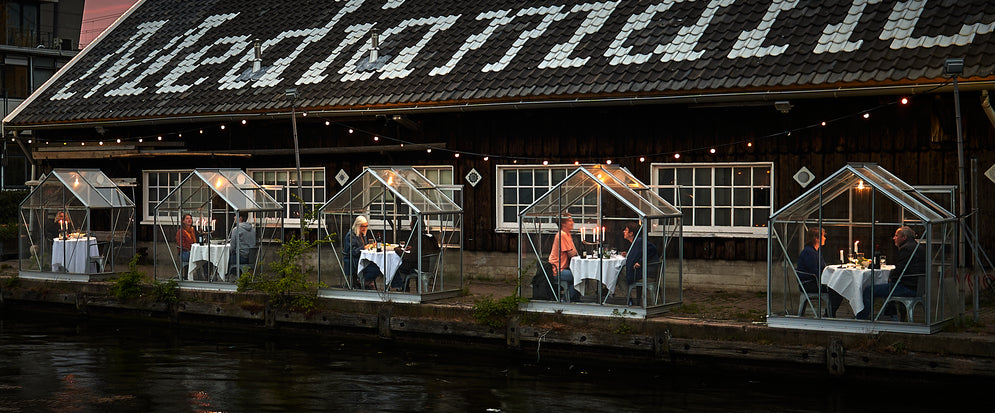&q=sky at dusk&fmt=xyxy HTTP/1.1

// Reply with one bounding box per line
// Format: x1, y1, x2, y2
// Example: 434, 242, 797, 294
80, 0, 139, 48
